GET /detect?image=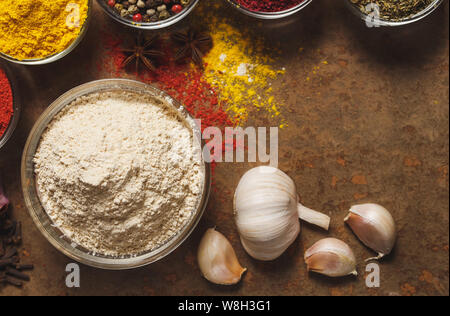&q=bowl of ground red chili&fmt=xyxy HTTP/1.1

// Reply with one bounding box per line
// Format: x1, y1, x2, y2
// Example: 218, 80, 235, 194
226, 0, 313, 19
0, 62, 19, 150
